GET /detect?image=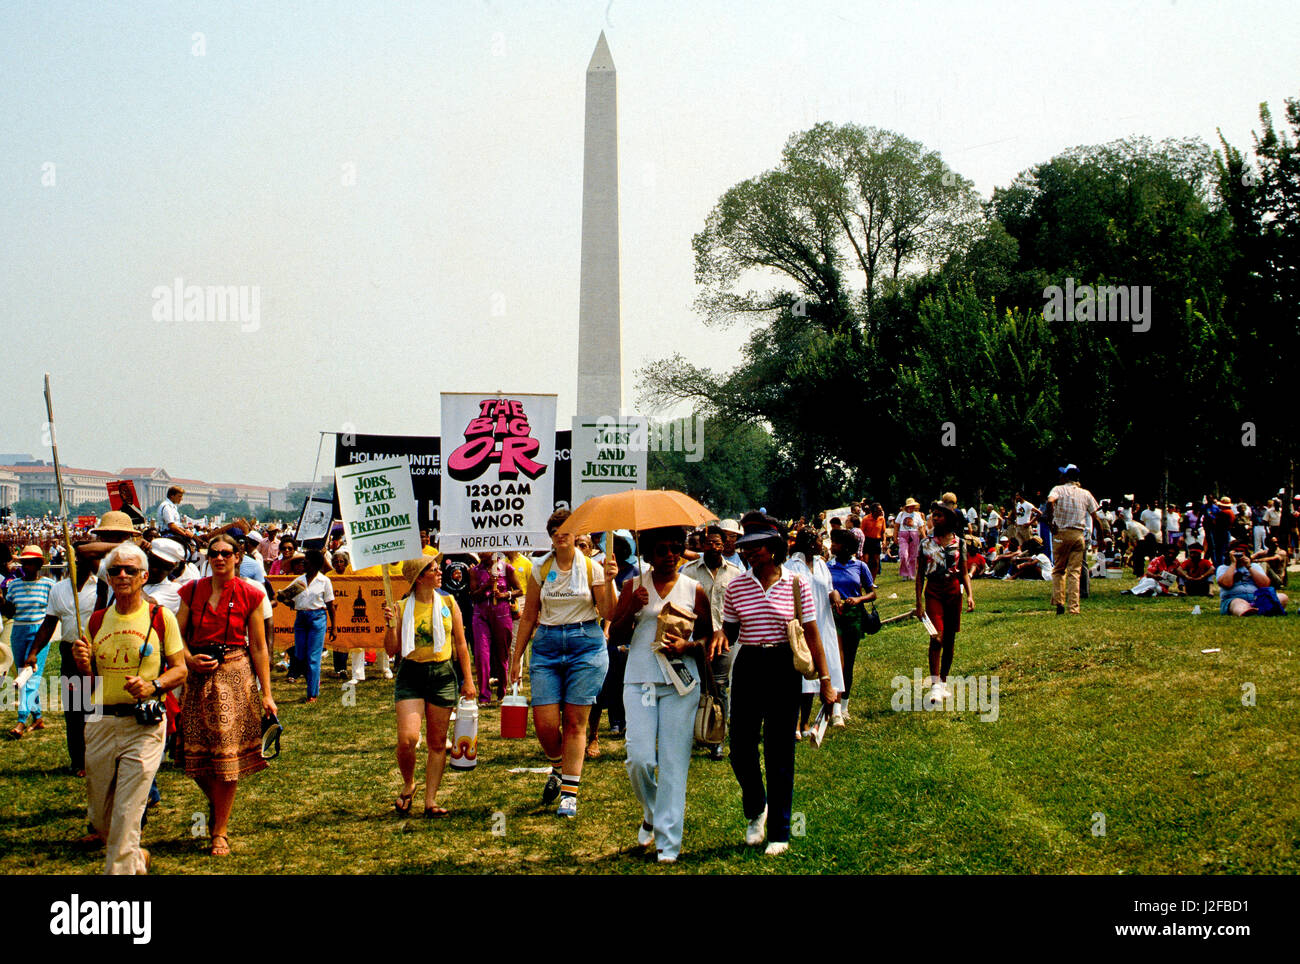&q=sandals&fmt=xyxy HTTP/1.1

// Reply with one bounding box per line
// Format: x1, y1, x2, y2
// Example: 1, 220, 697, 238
423, 806, 449, 818
210, 833, 231, 856
394, 789, 415, 815
6, 723, 26, 740
30, 719, 46, 731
